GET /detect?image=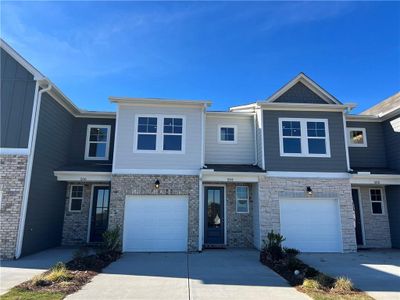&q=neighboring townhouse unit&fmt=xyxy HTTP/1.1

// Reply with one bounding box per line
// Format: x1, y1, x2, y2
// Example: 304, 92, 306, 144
1, 39, 399, 260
